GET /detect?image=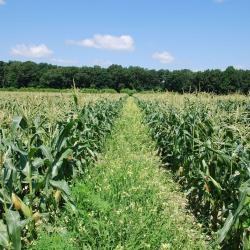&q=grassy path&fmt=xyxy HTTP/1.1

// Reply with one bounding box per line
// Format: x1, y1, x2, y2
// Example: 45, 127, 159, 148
34, 98, 209, 249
